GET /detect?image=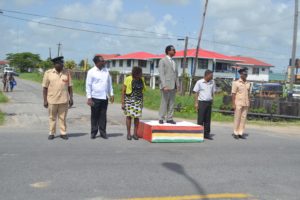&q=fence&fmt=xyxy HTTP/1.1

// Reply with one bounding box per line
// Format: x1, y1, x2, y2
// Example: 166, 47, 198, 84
222, 95, 300, 117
